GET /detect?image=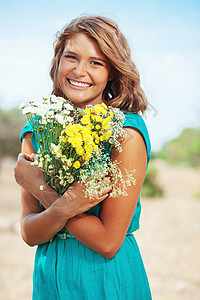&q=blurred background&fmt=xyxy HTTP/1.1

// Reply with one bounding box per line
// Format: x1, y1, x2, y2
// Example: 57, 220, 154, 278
0, 0, 200, 299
